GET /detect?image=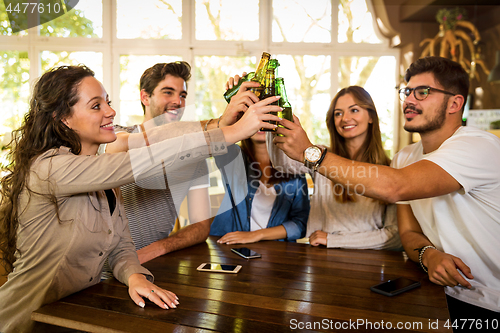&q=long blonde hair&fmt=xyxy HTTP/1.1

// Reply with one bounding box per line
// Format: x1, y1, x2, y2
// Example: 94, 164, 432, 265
325, 86, 390, 203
